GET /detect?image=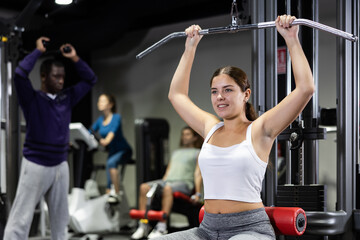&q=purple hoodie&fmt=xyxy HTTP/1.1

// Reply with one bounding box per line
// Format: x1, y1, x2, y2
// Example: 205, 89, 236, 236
14, 49, 97, 166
